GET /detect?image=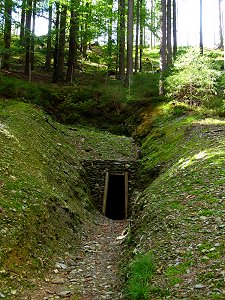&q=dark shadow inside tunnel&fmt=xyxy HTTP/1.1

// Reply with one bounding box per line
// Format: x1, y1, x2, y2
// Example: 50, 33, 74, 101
103, 172, 128, 220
